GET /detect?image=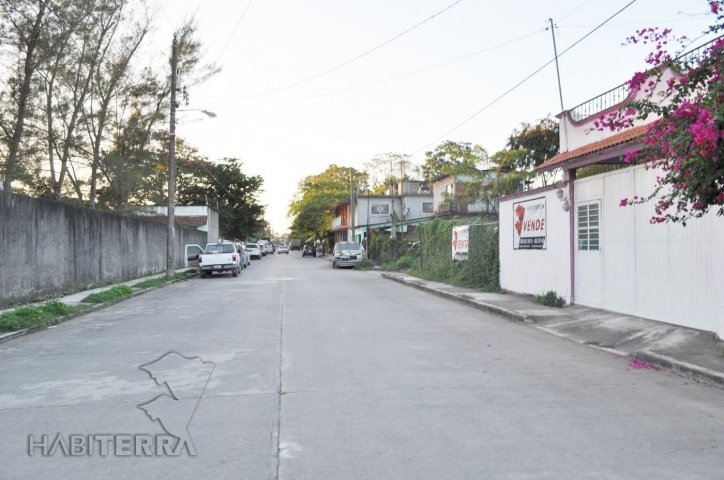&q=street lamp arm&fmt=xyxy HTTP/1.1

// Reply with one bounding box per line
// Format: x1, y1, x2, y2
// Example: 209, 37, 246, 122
177, 109, 217, 118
